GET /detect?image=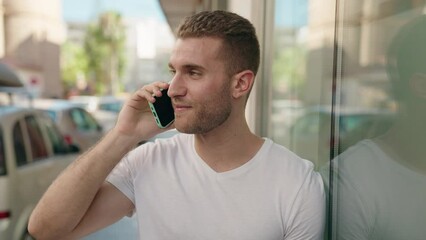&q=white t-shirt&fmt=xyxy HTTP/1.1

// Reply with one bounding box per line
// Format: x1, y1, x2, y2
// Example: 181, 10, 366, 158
107, 133, 325, 240
324, 139, 426, 240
